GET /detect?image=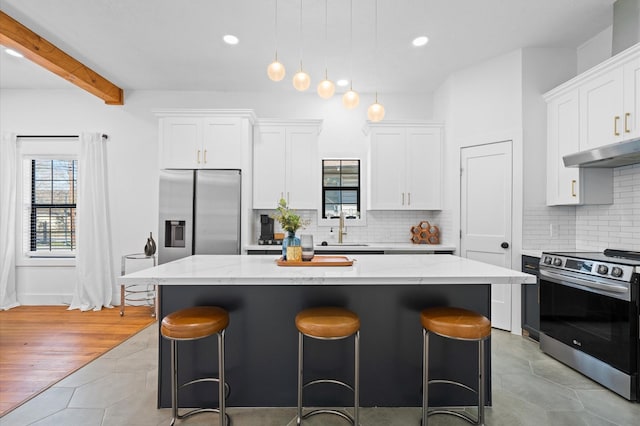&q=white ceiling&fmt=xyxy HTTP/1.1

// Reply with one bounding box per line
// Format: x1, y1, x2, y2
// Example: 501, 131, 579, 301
0, 0, 615, 95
